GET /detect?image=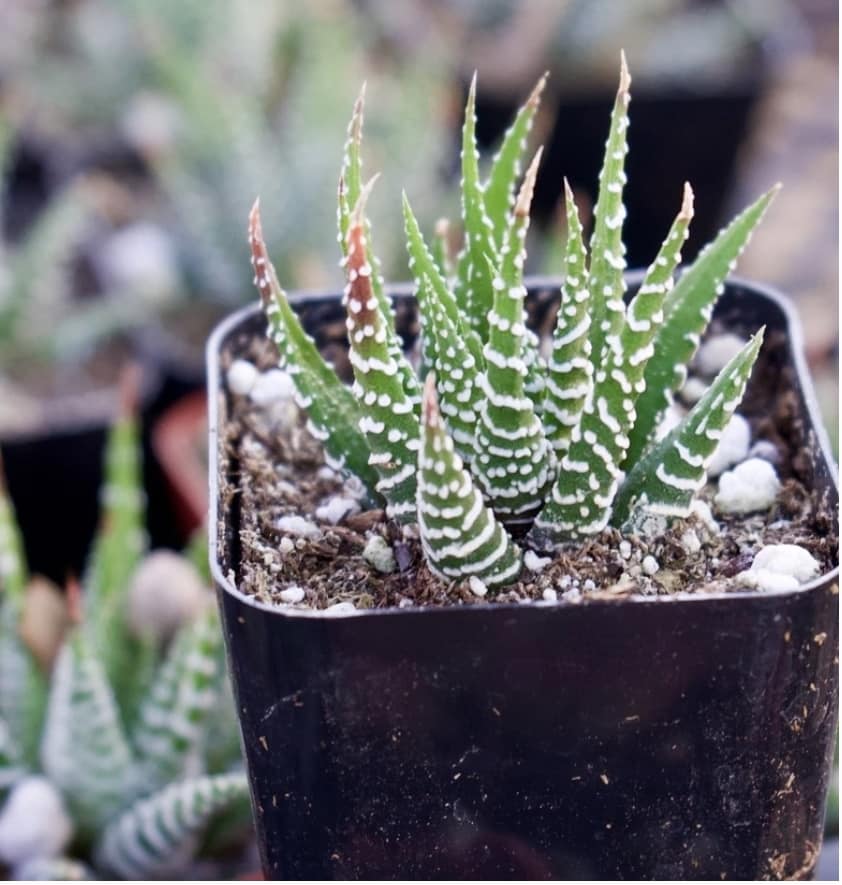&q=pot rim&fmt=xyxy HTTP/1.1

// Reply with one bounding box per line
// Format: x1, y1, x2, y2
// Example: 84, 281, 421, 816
207, 273, 839, 619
